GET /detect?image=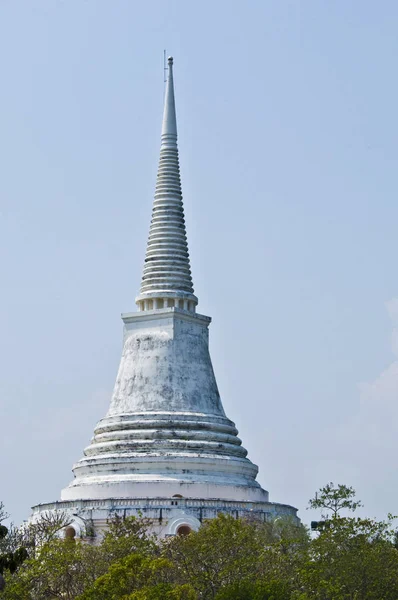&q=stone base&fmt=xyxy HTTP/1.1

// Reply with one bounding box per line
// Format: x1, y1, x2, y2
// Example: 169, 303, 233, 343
30, 496, 299, 541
